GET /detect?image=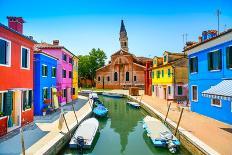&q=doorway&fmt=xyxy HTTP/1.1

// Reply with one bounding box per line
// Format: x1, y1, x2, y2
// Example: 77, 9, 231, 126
164, 88, 167, 99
